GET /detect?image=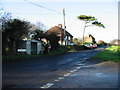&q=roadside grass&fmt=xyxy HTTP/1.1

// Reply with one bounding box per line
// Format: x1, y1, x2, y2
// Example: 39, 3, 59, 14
3, 46, 68, 62
2, 54, 43, 62
3, 45, 103, 62
93, 46, 120, 62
